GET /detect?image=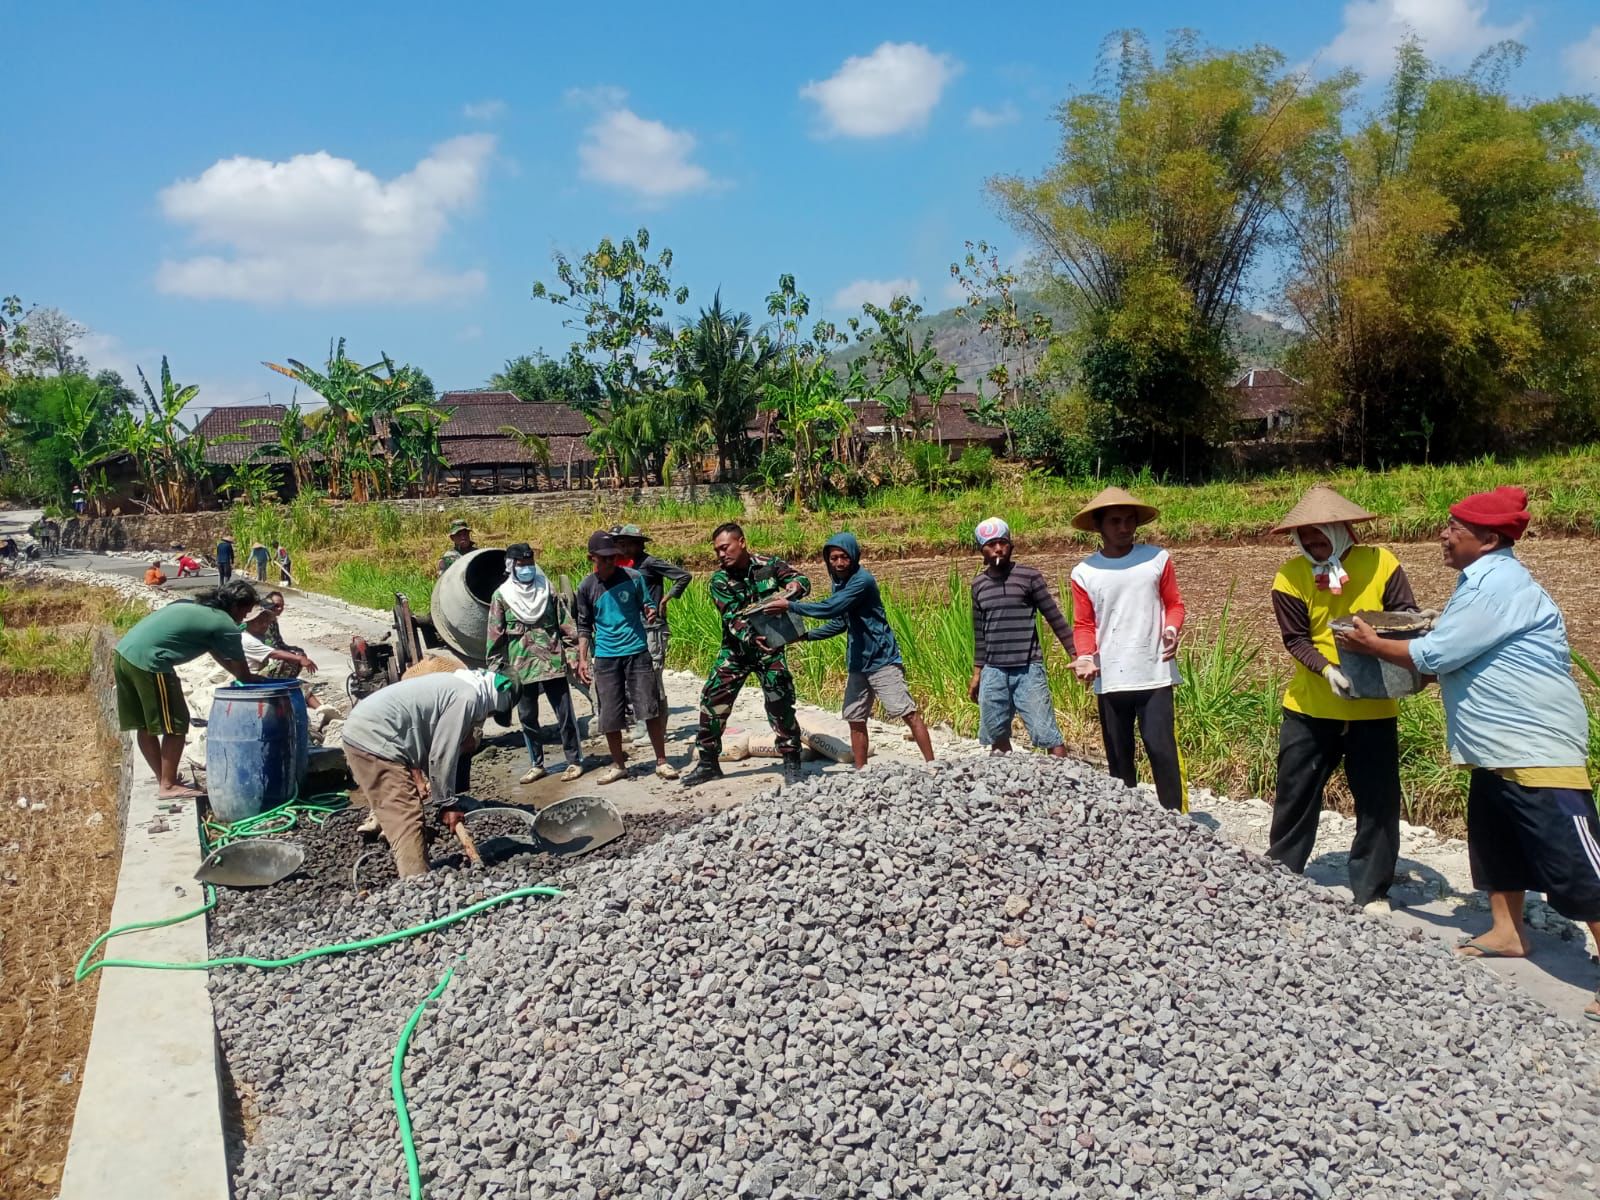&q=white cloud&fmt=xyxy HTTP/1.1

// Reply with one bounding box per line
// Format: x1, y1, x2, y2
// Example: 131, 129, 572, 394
568, 88, 720, 201
801, 43, 960, 138
456, 324, 484, 342
155, 134, 495, 306
1321, 0, 1531, 75
831, 277, 921, 311
462, 99, 506, 121
967, 102, 1020, 129
1565, 26, 1600, 88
